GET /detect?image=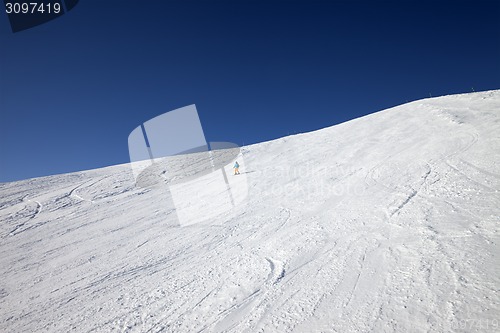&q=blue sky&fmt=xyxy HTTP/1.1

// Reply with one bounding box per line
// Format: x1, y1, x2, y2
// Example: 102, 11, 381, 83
1, 0, 499, 182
